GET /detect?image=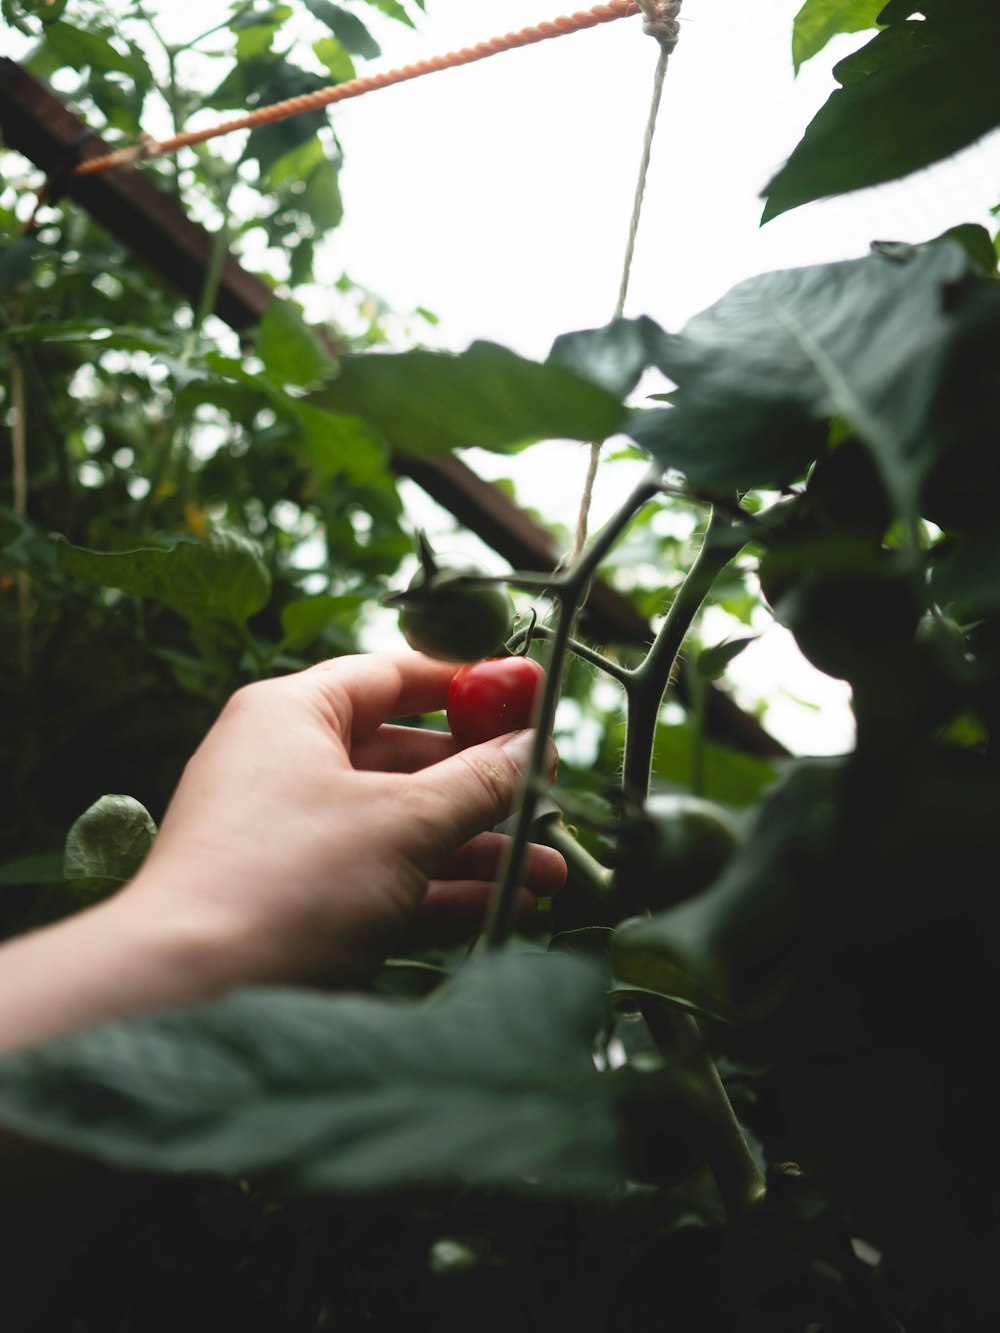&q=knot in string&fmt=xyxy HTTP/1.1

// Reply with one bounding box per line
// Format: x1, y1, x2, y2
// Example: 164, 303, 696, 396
635, 0, 682, 54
